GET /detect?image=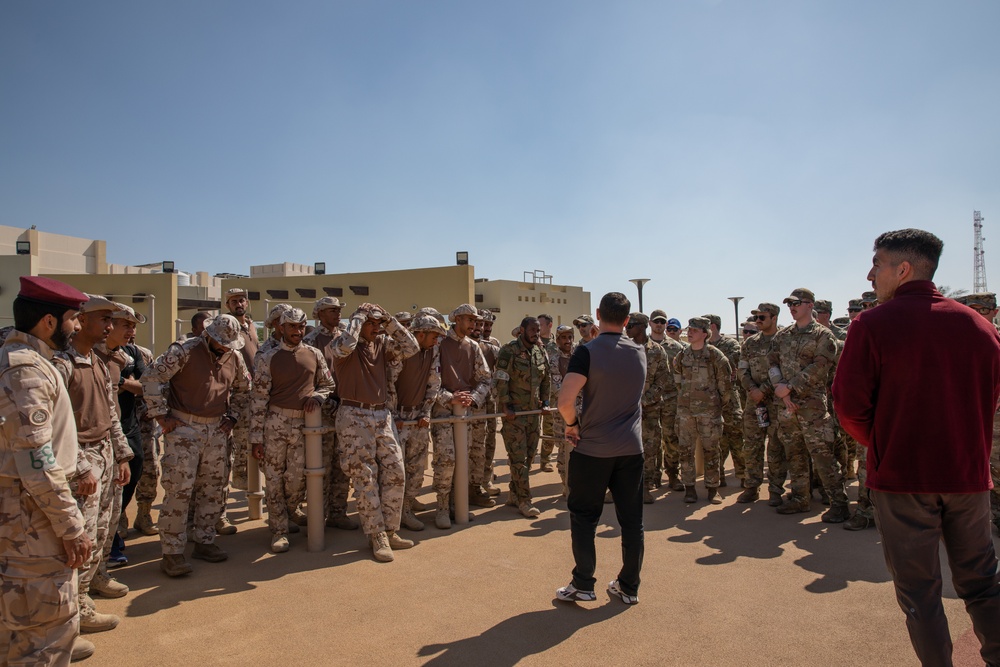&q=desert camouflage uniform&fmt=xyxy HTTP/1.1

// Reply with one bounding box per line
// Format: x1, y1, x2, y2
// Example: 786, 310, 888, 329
639, 340, 672, 490
303, 323, 352, 521
388, 344, 441, 504
256, 334, 280, 362
52, 348, 132, 599
0, 331, 86, 666
228, 318, 257, 490
251, 341, 335, 537
653, 336, 685, 482
431, 328, 491, 505
330, 315, 417, 535
711, 335, 745, 482
133, 344, 161, 510
495, 338, 550, 506
478, 335, 502, 487
767, 322, 847, 509
546, 342, 578, 494
738, 331, 787, 494
673, 344, 732, 487
141, 336, 251, 554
